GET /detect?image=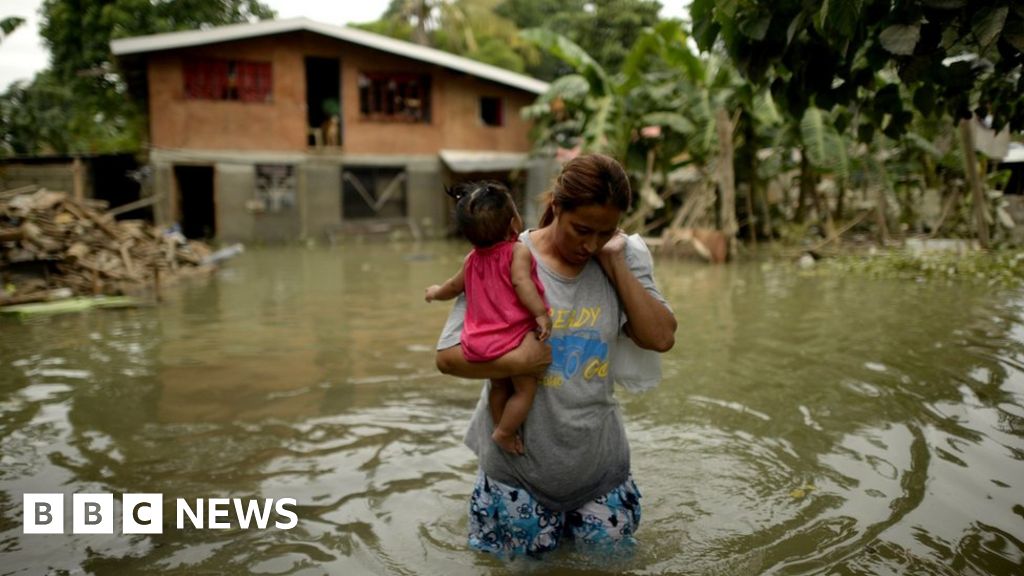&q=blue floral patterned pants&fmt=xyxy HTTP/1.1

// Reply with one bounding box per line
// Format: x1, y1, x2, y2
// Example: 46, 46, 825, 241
467, 470, 642, 559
